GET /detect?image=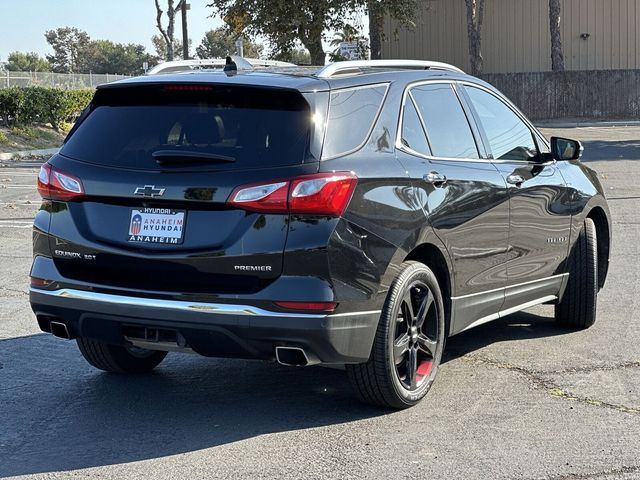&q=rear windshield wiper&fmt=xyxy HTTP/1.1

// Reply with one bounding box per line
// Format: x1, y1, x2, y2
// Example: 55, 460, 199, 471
152, 150, 236, 164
